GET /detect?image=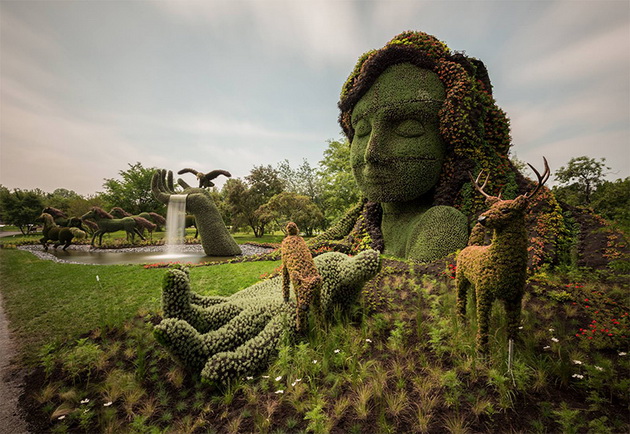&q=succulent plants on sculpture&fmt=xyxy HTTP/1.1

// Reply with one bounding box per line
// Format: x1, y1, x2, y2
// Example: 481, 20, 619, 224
153, 250, 380, 383
80, 207, 145, 246
177, 168, 232, 189
152, 169, 241, 256
313, 30, 567, 269
456, 159, 550, 351
281, 222, 322, 333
